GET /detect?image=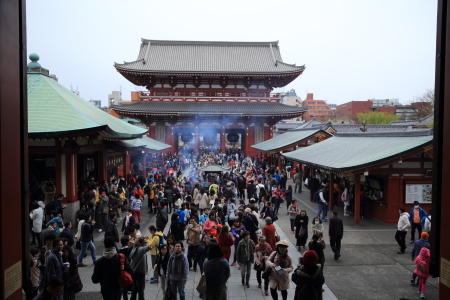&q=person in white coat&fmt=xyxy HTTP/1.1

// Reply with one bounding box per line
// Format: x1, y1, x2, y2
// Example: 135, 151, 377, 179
30, 202, 44, 247
395, 207, 410, 254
